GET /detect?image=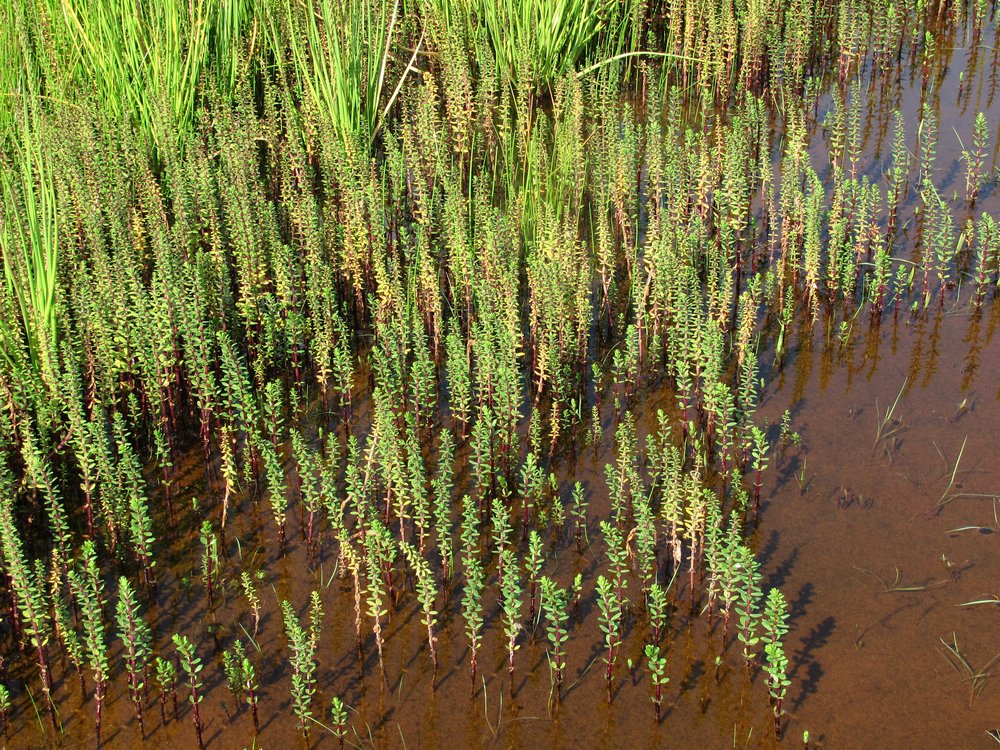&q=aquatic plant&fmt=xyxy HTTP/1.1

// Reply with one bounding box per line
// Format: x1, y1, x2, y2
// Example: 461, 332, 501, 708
596, 574, 622, 702
446, 319, 474, 434
963, 112, 989, 207
634, 490, 658, 593
540, 576, 570, 701
291, 427, 324, 564
749, 425, 770, 516
433, 429, 456, 580
222, 639, 260, 734
51, 570, 87, 699
492, 493, 513, 569
460, 499, 486, 694
761, 588, 791, 737
69, 541, 108, 743
599, 520, 629, 616
240, 571, 262, 637
644, 644, 668, 723
363, 540, 390, 680
260, 437, 289, 552
713, 519, 745, 649
0, 684, 9, 737
155, 656, 178, 723
115, 577, 152, 736
223, 639, 247, 700
570, 481, 588, 550
113, 412, 157, 587
402, 542, 439, 686
526, 530, 544, 620
173, 634, 205, 750
243, 656, 260, 734
0, 0, 990, 743
321, 697, 345, 750
974, 215, 999, 304
281, 594, 322, 739
499, 547, 523, 696
200, 519, 220, 608
648, 582, 668, 646
734, 546, 763, 668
